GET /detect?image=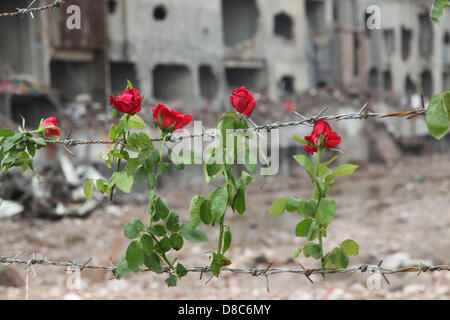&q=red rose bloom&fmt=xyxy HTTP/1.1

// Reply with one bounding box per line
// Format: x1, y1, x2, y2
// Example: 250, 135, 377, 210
152, 104, 193, 132
230, 87, 256, 117
110, 88, 142, 115
304, 120, 341, 154
42, 116, 60, 137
